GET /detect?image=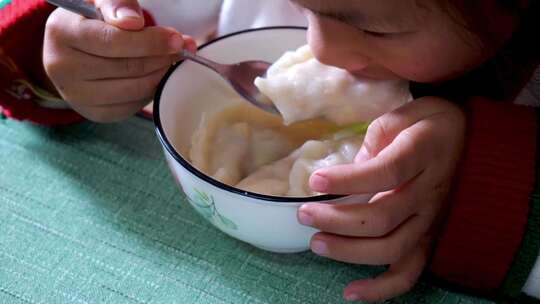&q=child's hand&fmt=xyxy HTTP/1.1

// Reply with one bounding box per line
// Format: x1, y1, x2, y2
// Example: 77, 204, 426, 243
300, 97, 466, 302
43, 0, 196, 122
